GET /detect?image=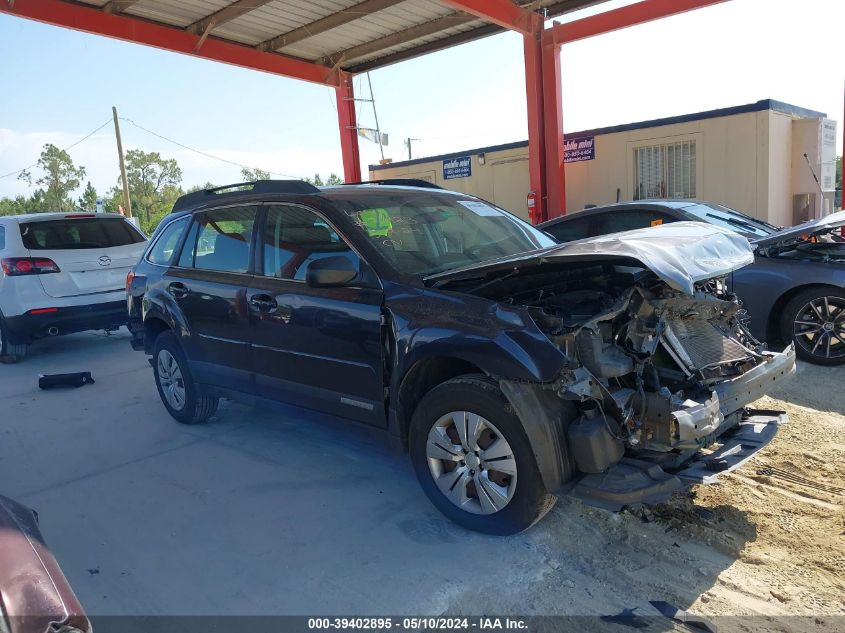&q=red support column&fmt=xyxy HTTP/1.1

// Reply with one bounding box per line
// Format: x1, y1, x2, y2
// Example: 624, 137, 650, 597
523, 30, 546, 224
541, 28, 566, 218
335, 72, 362, 183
